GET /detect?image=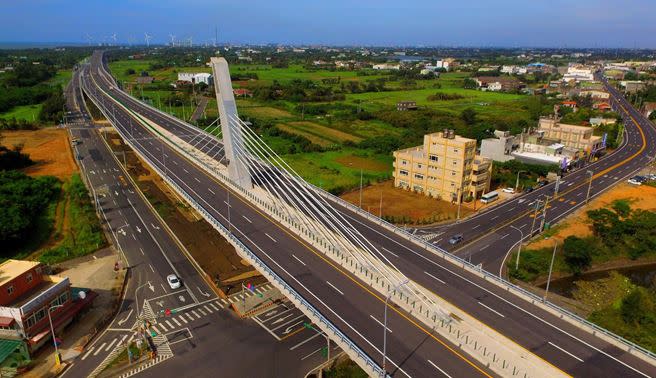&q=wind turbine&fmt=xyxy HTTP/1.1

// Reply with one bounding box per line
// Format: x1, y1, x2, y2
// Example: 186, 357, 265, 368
169, 33, 176, 47
111, 33, 117, 46
144, 33, 152, 47
85, 33, 93, 46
